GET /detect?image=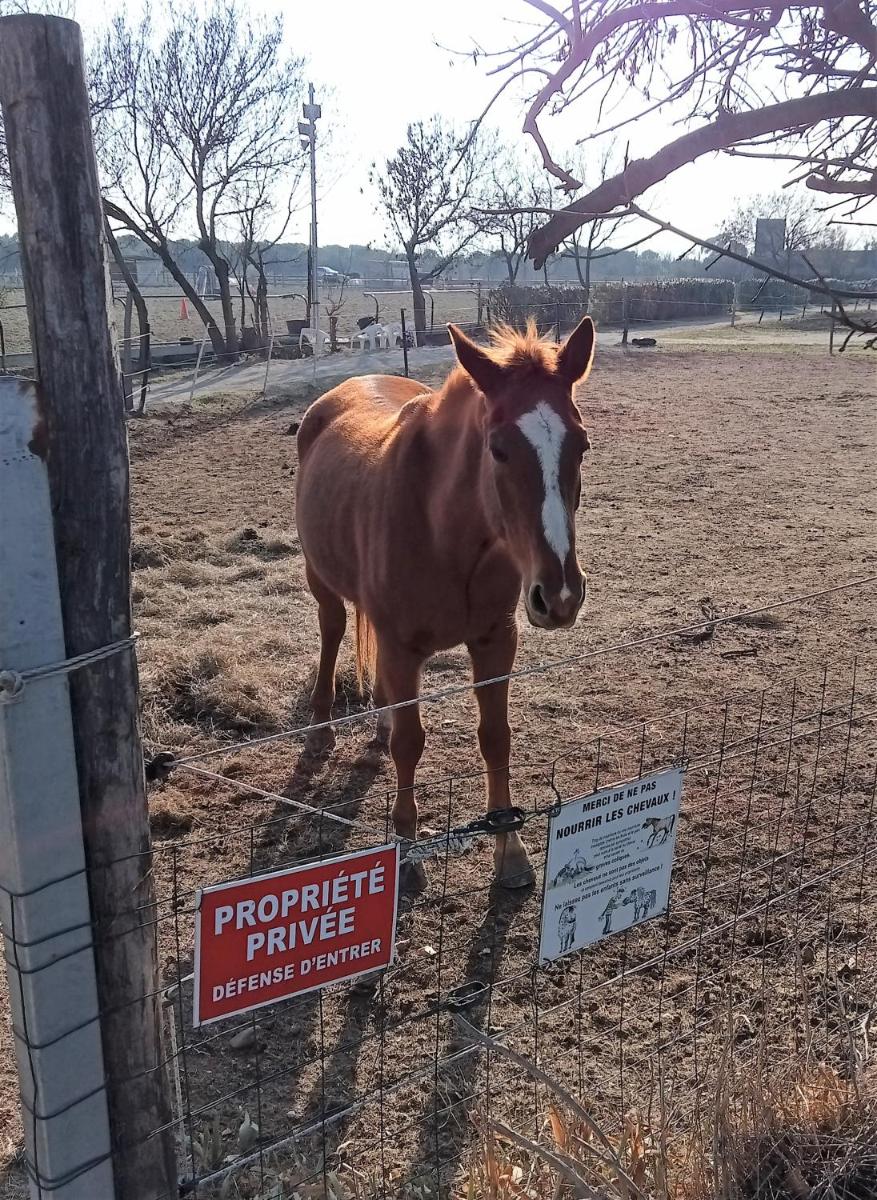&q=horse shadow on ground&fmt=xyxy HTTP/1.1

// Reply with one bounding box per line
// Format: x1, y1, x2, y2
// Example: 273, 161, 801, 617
400, 880, 531, 1198
200, 674, 529, 1193
225, 680, 396, 1168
